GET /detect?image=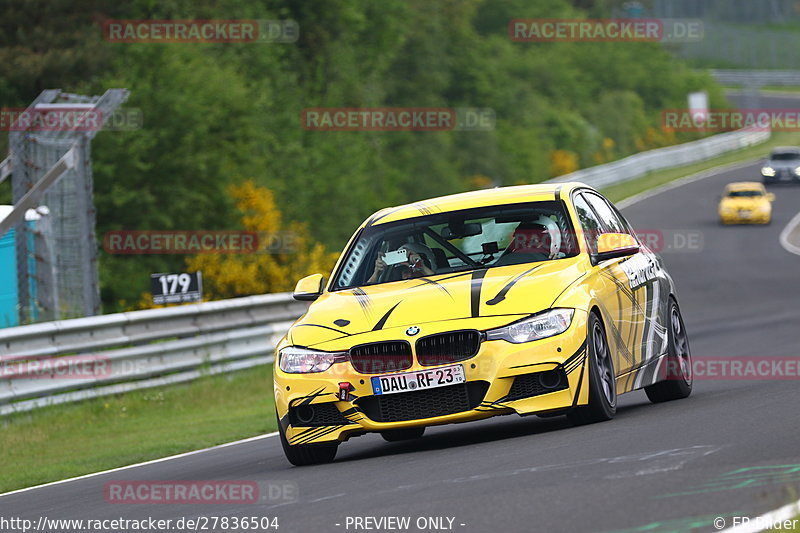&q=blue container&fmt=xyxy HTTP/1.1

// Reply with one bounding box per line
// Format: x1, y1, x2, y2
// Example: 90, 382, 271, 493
0, 205, 39, 328
0, 207, 18, 327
